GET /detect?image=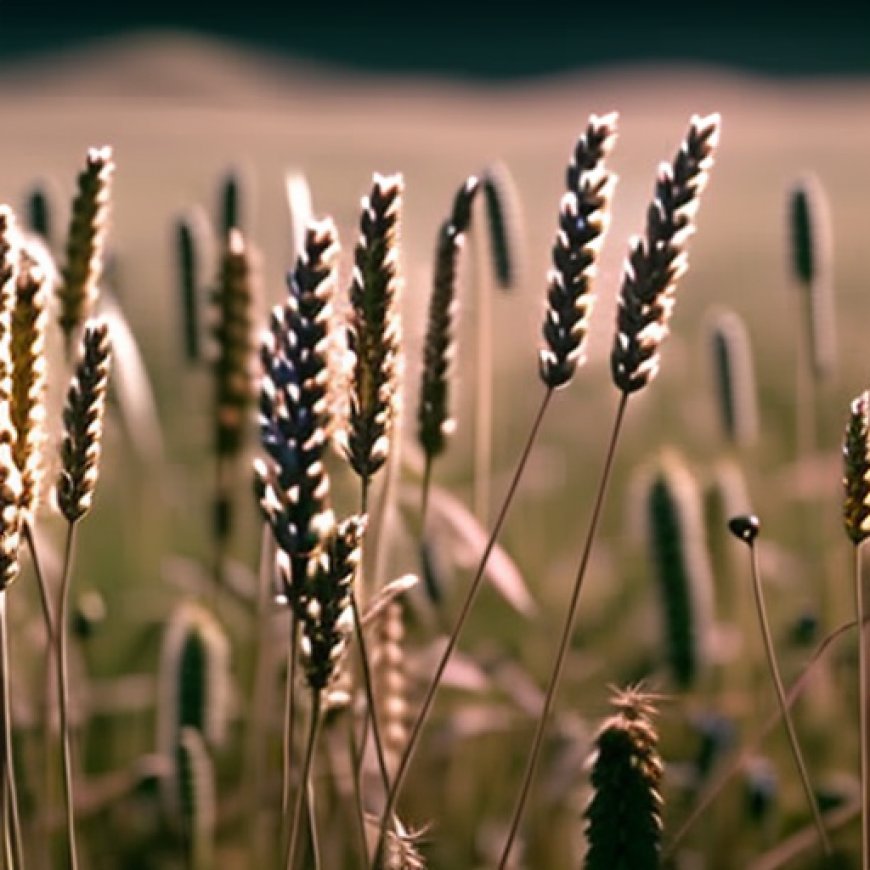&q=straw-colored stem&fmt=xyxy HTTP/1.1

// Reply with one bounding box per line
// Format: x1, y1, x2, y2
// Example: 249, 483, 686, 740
748, 539, 830, 854
346, 715, 371, 869
351, 592, 390, 798
23, 524, 54, 645
498, 390, 628, 868
856, 541, 869, 869
55, 522, 80, 870
306, 780, 321, 870
373, 387, 553, 867
286, 690, 322, 870
420, 457, 433, 530
0, 592, 22, 870
282, 617, 299, 820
